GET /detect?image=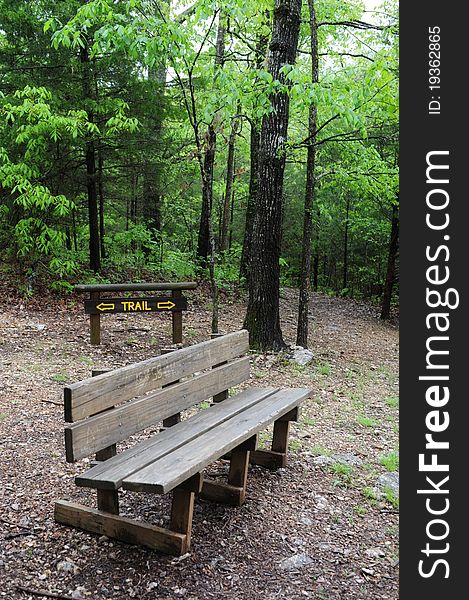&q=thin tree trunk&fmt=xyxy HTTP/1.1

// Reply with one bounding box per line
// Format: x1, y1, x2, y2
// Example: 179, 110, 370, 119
98, 149, 106, 260
142, 62, 166, 234
240, 120, 260, 283
81, 44, 100, 272
343, 196, 351, 291
296, 0, 318, 348
229, 184, 235, 249
85, 140, 100, 272
381, 201, 399, 319
220, 113, 239, 252
244, 0, 303, 351
197, 13, 226, 262
141, 0, 169, 237
240, 23, 270, 284
313, 207, 321, 290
